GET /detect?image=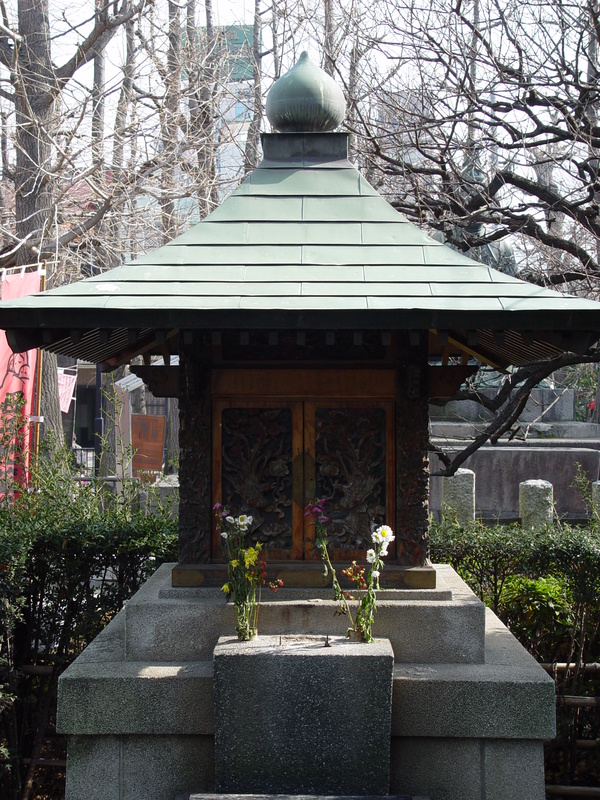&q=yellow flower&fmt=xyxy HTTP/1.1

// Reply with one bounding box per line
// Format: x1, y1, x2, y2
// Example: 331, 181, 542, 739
221, 583, 230, 594
230, 559, 239, 568
244, 547, 259, 569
